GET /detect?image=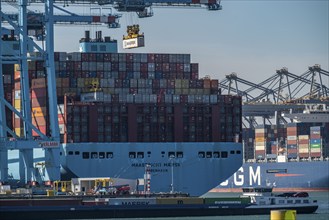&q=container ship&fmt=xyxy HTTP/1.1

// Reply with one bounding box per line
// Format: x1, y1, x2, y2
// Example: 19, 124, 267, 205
3, 31, 243, 196
215, 104, 329, 192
